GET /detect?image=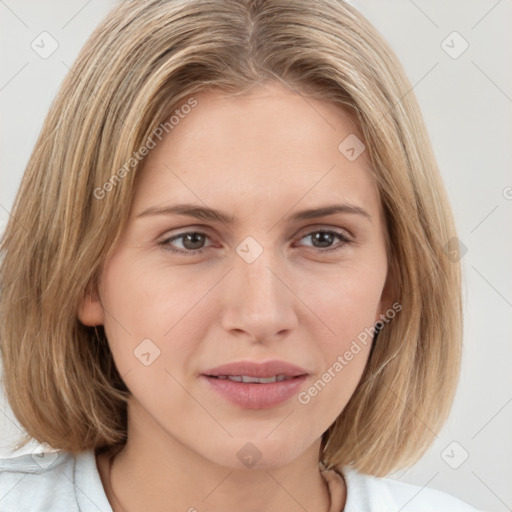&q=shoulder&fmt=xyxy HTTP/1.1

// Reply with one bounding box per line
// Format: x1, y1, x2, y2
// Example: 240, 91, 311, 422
0, 449, 79, 511
0, 448, 111, 512
0, 449, 75, 511
341, 466, 482, 512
